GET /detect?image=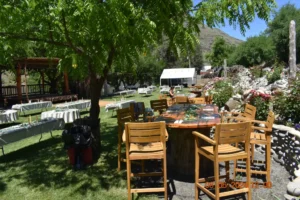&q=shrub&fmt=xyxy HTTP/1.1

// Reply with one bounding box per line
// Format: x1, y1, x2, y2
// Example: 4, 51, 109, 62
248, 90, 272, 120
212, 81, 233, 108
250, 66, 266, 79
267, 65, 283, 84
273, 77, 300, 123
